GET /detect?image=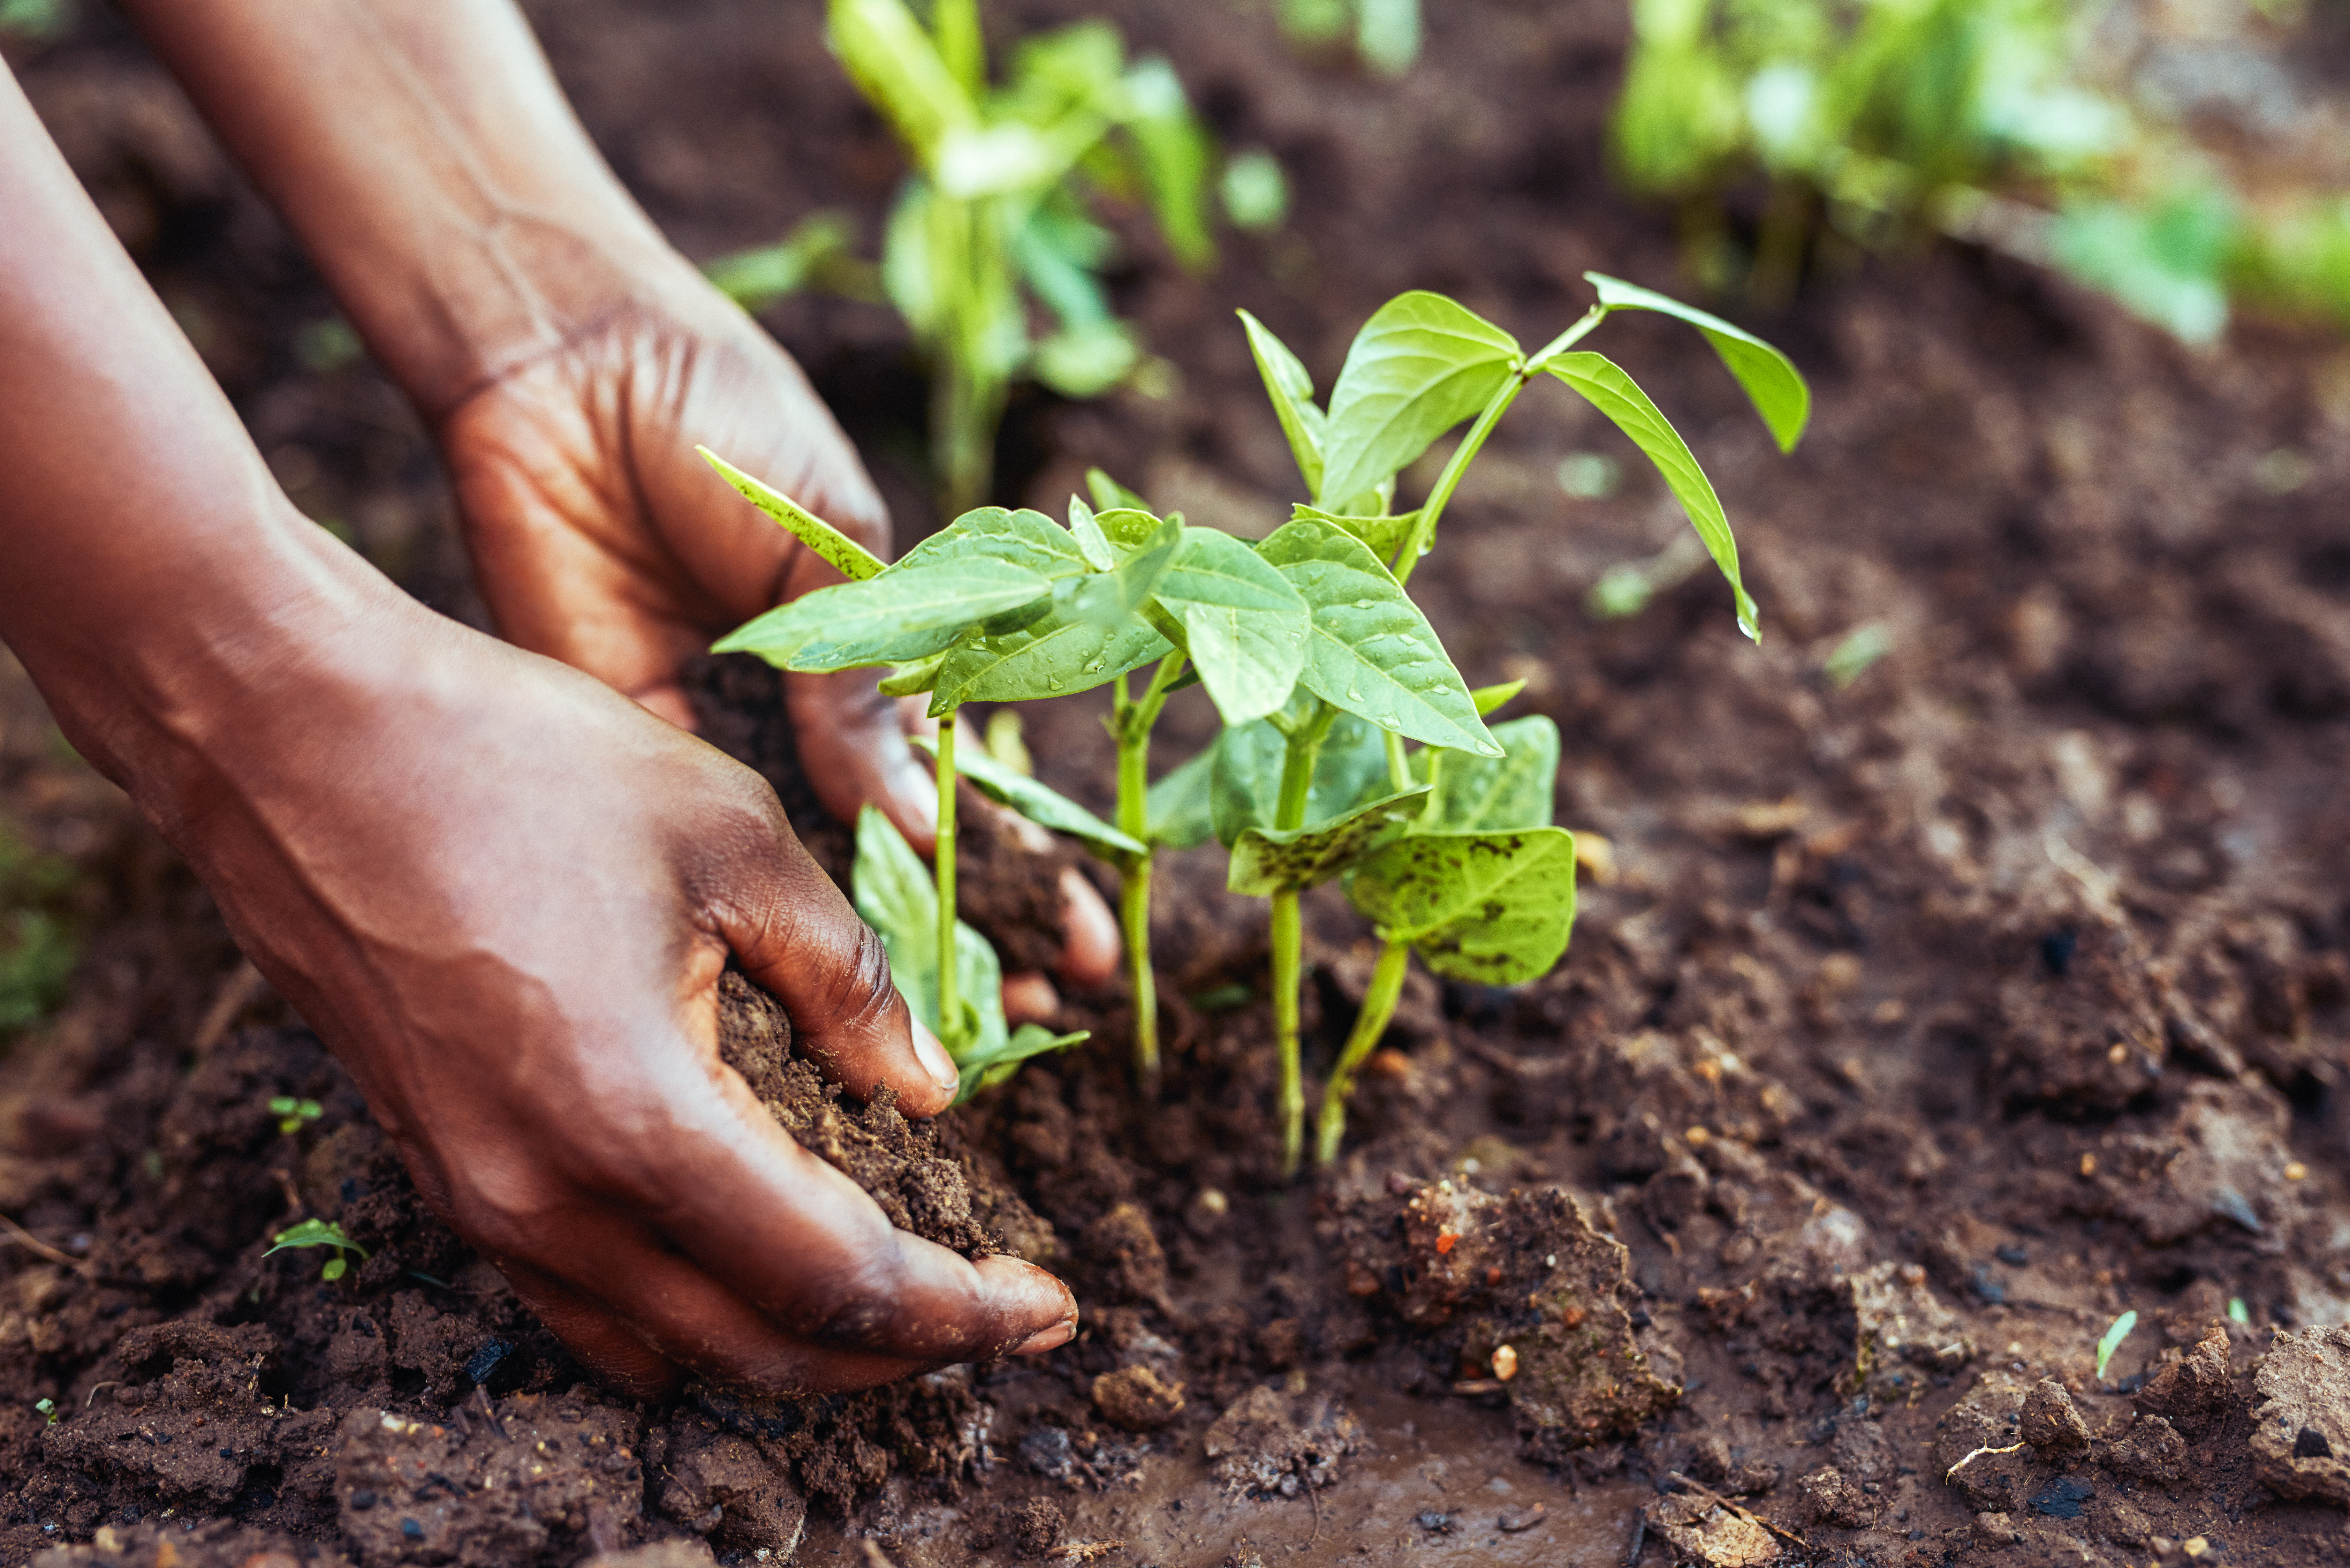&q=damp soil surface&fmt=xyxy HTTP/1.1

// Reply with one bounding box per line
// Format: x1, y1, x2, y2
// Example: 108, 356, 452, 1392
5, 1, 2350, 1565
